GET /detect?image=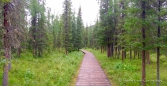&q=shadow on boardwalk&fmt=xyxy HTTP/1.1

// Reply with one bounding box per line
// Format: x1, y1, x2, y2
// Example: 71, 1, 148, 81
75, 50, 111, 86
